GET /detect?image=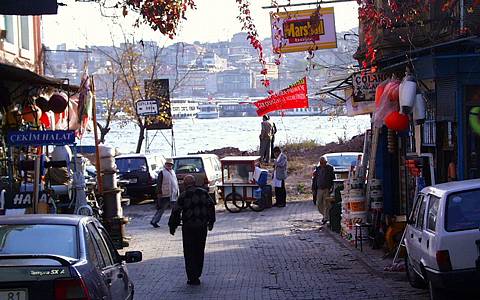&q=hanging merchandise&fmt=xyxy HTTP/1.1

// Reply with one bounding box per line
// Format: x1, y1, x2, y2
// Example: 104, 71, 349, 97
22, 104, 42, 125
373, 79, 400, 128
48, 92, 68, 113
385, 111, 409, 132
375, 80, 388, 108
5, 109, 21, 127
413, 94, 426, 125
387, 129, 396, 153
388, 81, 400, 102
77, 70, 93, 137
39, 111, 51, 128
67, 97, 81, 131
35, 96, 50, 113
399, 74, 417, 114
